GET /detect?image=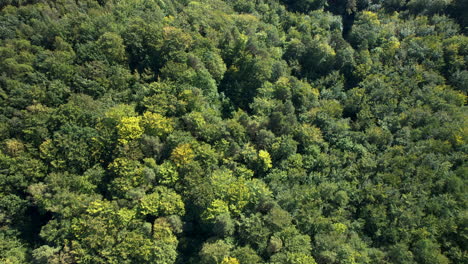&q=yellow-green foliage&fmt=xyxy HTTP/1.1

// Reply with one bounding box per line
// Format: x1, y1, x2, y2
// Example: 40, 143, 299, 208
72, 200, 136, 234
104, 104, 136, 121
361, 11, 380, 26
108, 158, 145, 193
156, 161, 179, 185
226, 178, 251, 215
1, 1, 466, 263
4, 139, 24, 157
153, 221, 178, 245
108, 157, 142, 176
202, 199, 229, 221
332, 223, 348, 234
285, 253, 317, 264
258, 150, 272, 171
139, 186, 185, 216
170, 143, 195, 167
298, 124, 324, 145
205, 169, 253, 215
117, 116, 143, 144
220, 257, 240, 264
141, 111, 174, 138
319, 99, 344, 118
